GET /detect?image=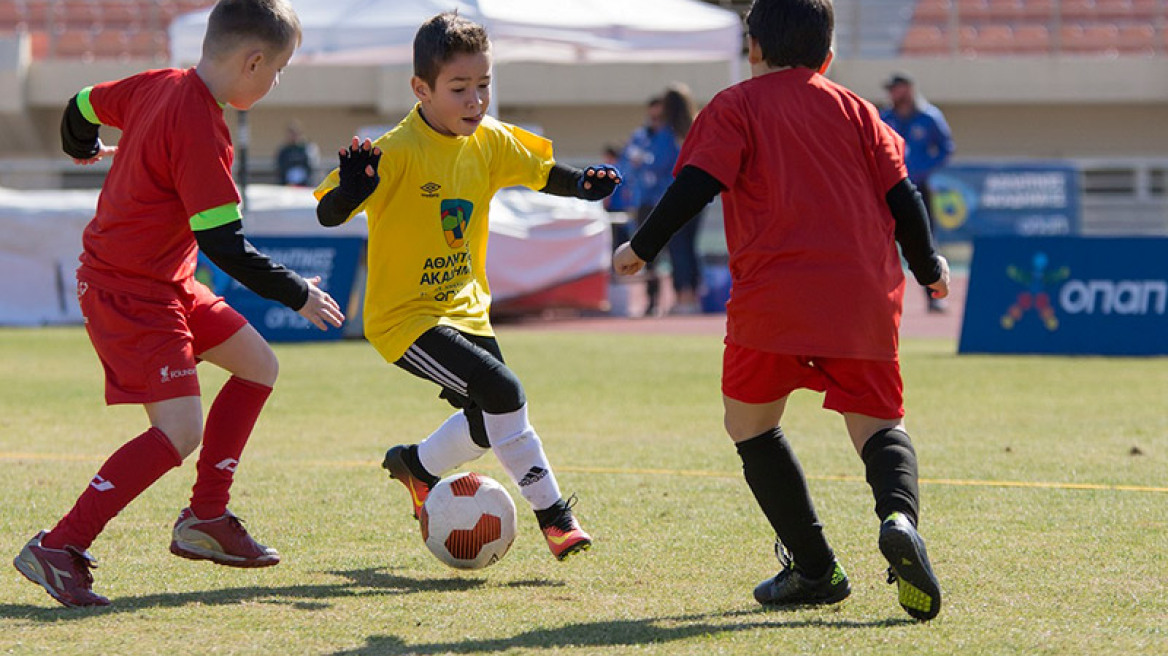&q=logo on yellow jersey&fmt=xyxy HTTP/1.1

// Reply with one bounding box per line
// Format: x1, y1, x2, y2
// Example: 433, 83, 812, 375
440, 199, 473, 249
